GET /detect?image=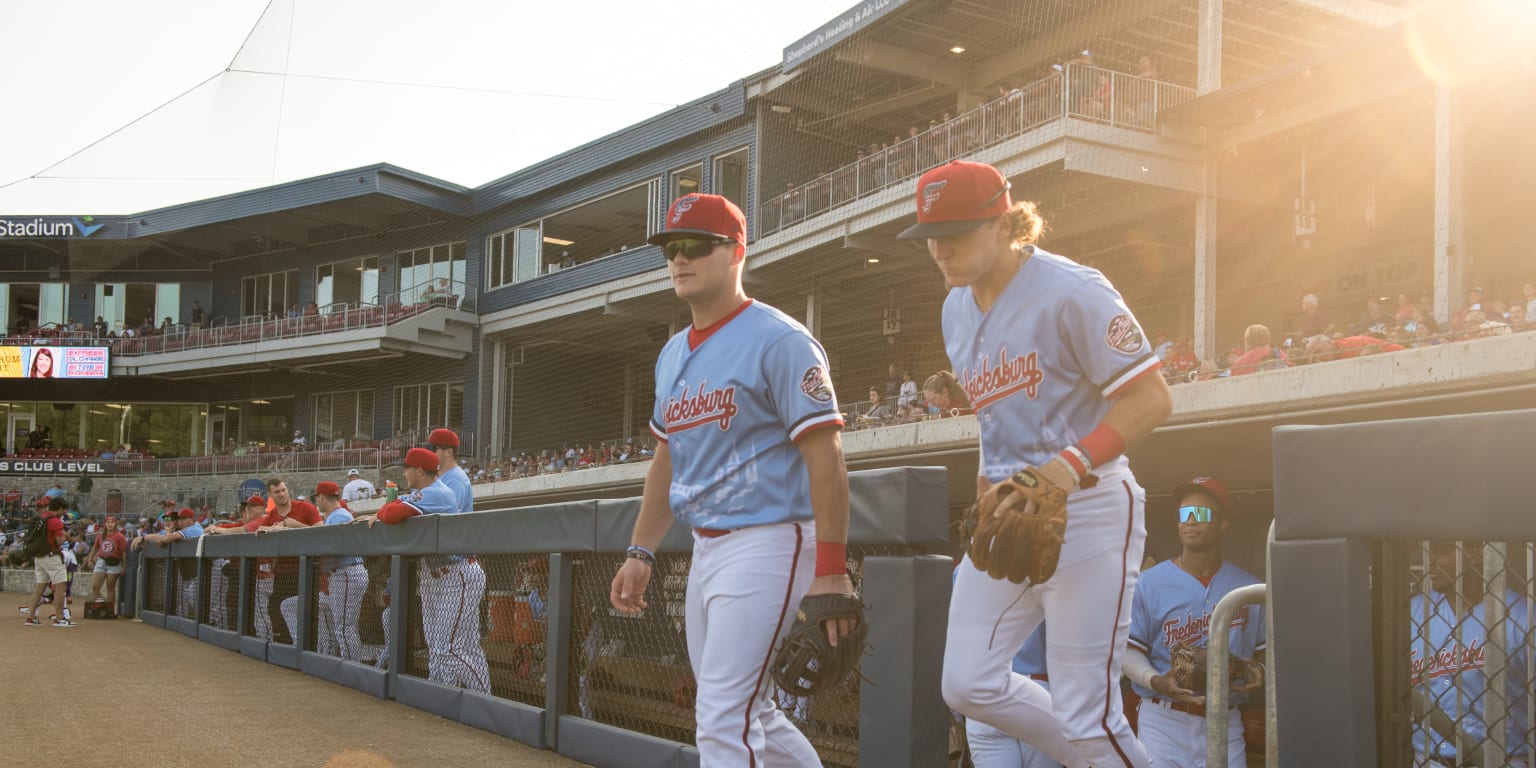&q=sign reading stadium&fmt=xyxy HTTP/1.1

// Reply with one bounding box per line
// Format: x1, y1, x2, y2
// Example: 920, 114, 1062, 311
0, 216, 106, 239
782, 0, 909, 71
